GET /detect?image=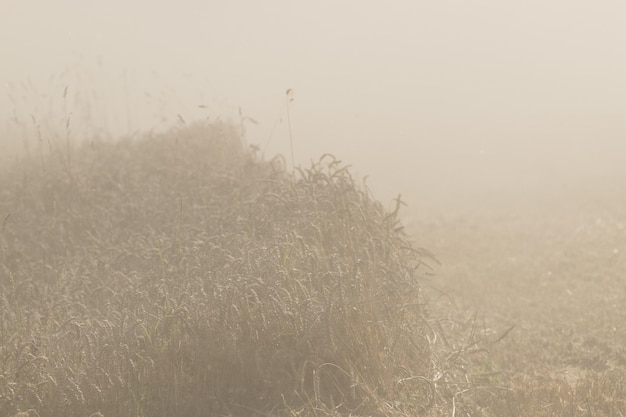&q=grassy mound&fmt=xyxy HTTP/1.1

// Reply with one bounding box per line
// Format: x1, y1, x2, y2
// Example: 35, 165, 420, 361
0, 122, 436, 417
